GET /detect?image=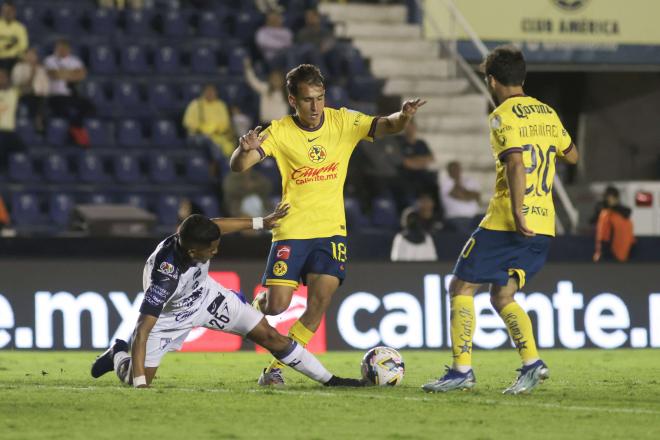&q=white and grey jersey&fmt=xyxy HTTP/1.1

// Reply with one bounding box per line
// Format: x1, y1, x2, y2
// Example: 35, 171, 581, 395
140, 234, 210, 322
